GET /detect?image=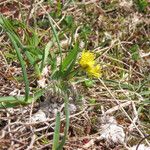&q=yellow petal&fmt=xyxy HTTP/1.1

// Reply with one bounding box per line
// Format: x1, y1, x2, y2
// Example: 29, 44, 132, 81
87, 64, 102, 78
79, 51, 95, 68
